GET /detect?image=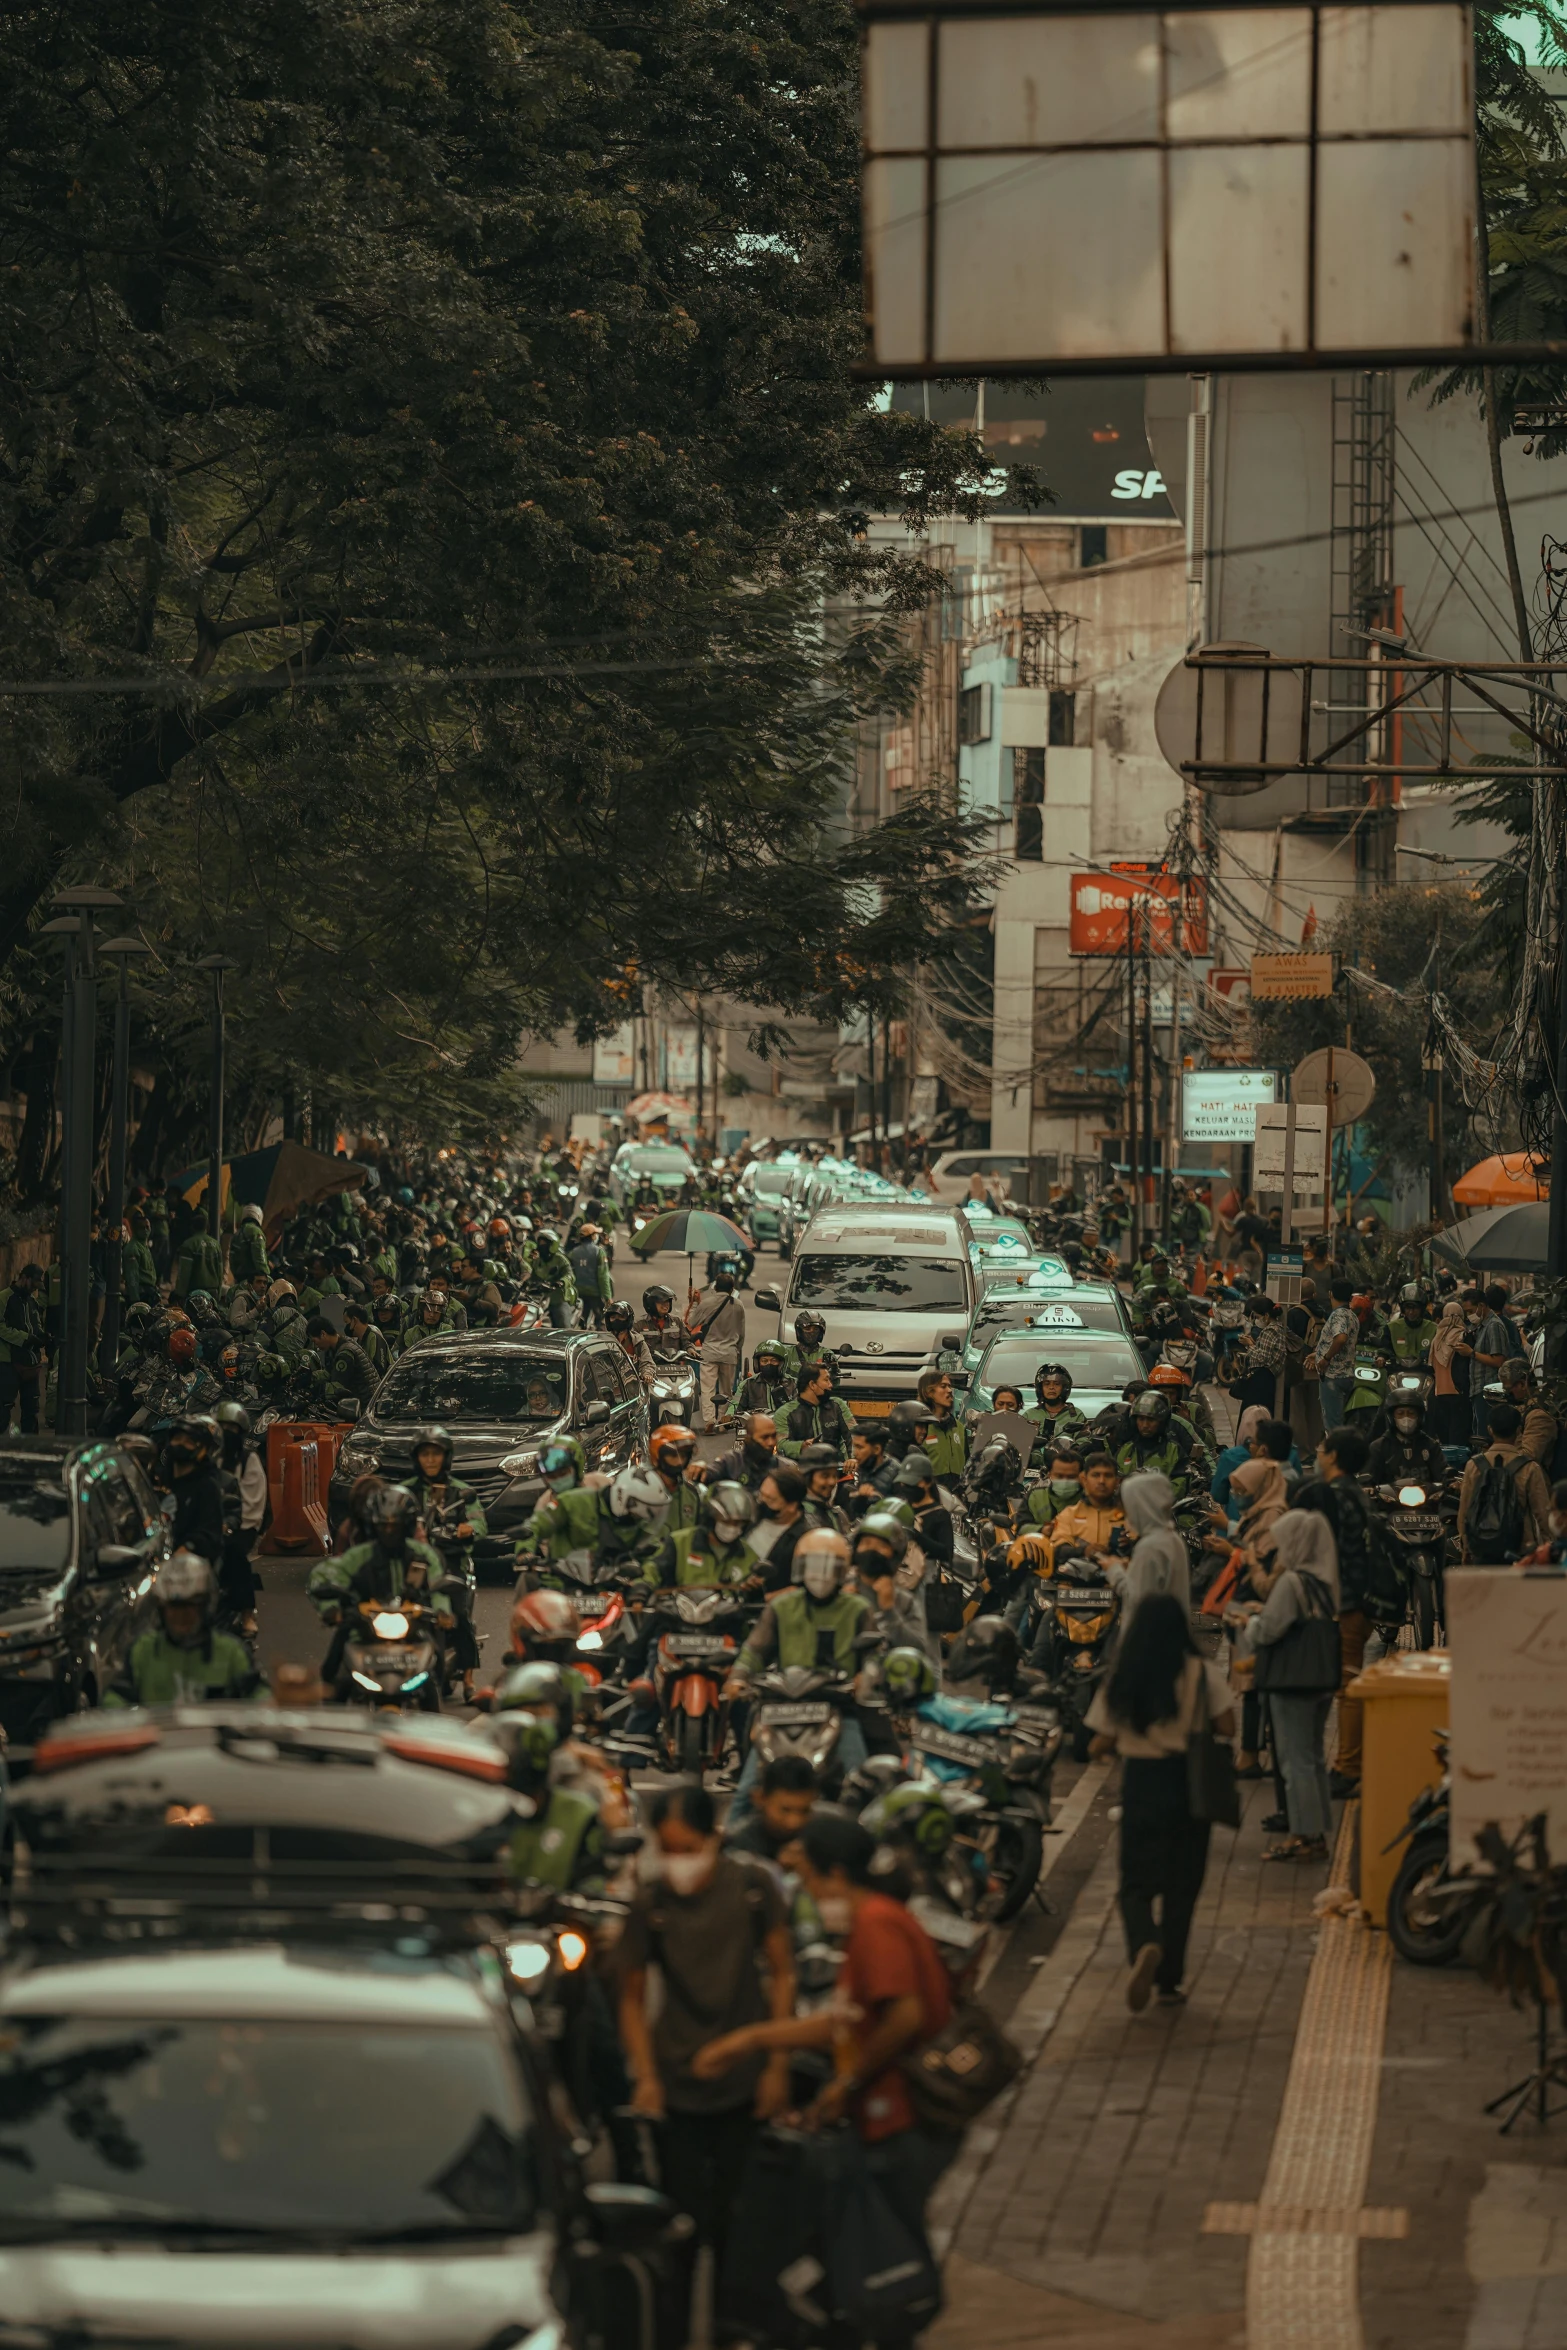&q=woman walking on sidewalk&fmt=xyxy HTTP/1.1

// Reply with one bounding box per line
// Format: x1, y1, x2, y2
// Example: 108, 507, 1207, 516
1088, 1593, 1235, 2012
